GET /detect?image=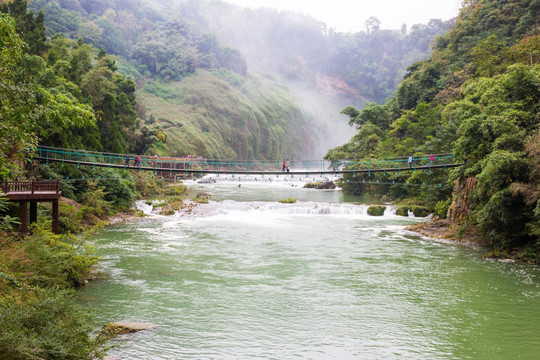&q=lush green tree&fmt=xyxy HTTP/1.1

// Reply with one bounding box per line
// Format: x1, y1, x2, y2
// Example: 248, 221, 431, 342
31, 0, 82, 37
0, 14, 38, 172
509, 35, 540, 66
471, 35, 508, 77
0, 0, 47, 55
